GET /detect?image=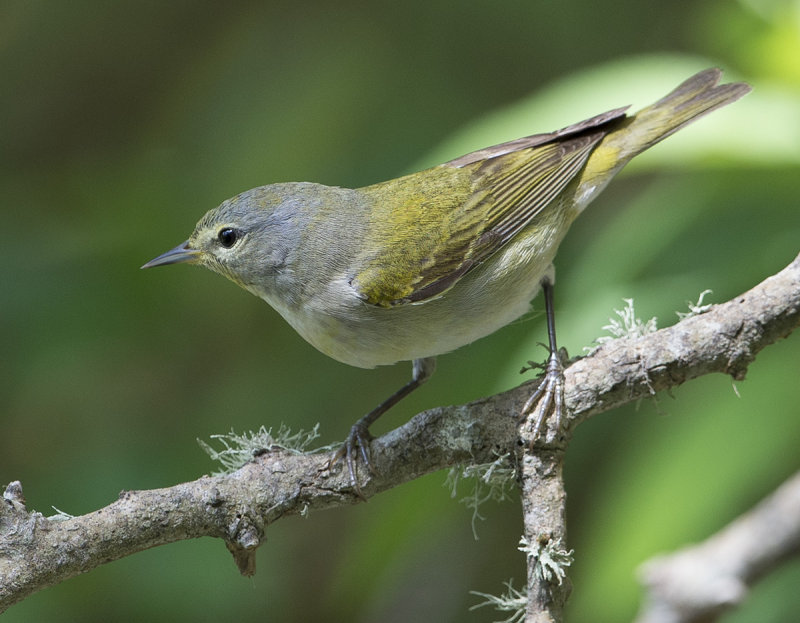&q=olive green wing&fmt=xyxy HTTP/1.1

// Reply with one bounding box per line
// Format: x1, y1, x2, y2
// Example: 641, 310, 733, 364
352, 108, 627, 307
